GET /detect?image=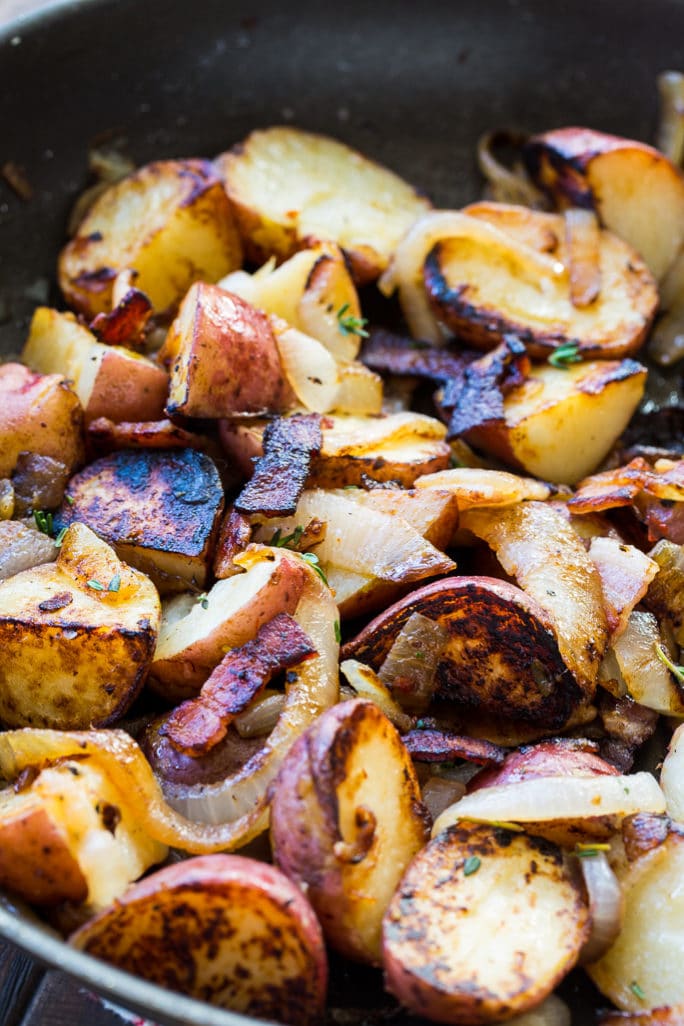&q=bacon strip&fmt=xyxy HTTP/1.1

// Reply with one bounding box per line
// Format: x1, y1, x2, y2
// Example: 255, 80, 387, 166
567, 458, 651, 514
589, 536, 659, 640
89, 287, 152, 347
441, 336, 530, 439
402, 728, 505, 766
234, 414, 322, 517
87, 417, 213, 456
163, 613, 316, 756
362, 329, 476, 382
213, 507, 254, 579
